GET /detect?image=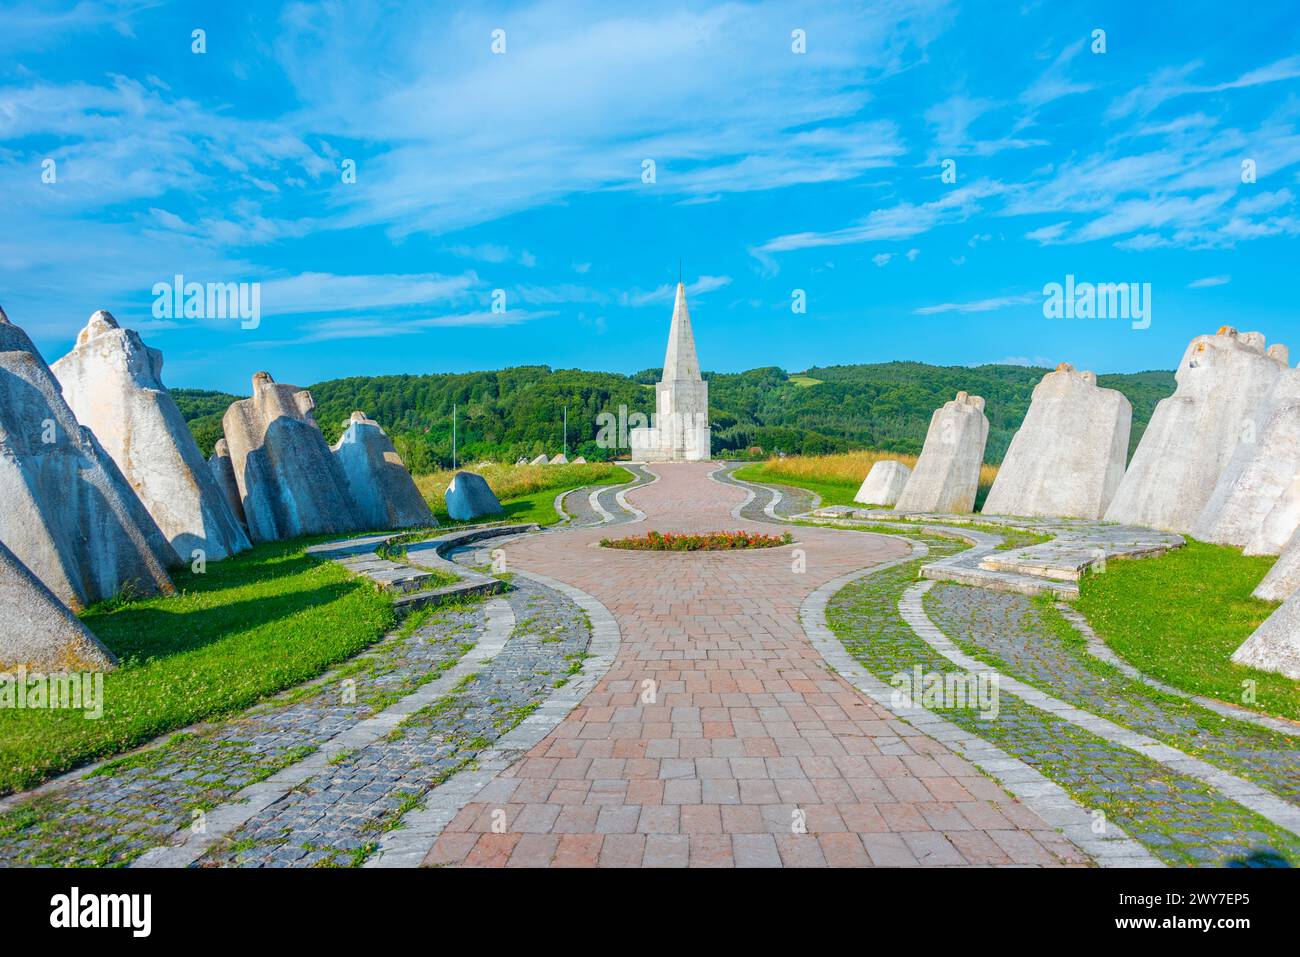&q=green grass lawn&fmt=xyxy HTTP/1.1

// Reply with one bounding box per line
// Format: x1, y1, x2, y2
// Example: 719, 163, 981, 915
0, 539, 395, 796
1077, 539, 1299, 722
731, 462, 859, 507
